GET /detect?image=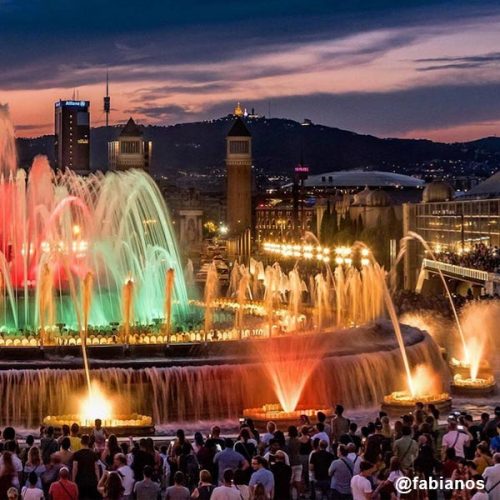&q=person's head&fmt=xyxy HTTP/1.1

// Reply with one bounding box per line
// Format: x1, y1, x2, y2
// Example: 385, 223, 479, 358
275, 450, 286, 462
108, 434, 119, 450
6, 487, 18, 500
268, 439, 280, 453
239, 428, 251, 442
494, 406, 500, 418
28, 446, 41, 465
45, 426, 54, 437
252, 456, 267, 470
143, 465, 154, 479
61, 424, 70, 436
59, 467, 70, 480
415, 402, 424, 411
2, 451, 13, 471
2, 427, 15, 441
481, 412, 490, 424
359, 461, 373, 475
317, 411, 326, 423
346, 443, 357, 454
174, 470, 185, 485
224, 437, 234, 449
95, 419, 102, 429
60, 437, 71, 451
211, 425, 221, 438
338, 444, 348, 457
70, 423, 79, 436
389, 456, 401, 472
335, 404, 344, 416
448, 420, 458, 431
319, 440, 328, 450
80, 434, 90, 448
176, 429, 185, 442
105, 471, 124, 499
26, 435, 34, 447
113, 453, 127, 469
316, 422, 325, 433
312, 438, 320, 449
418, 434, 428, 446
222, 468, 234, 486
494, 453, 500, 465
199, 469, 212, 484
401, 425, 412, 437
139, 438, 147, 450
288, 425, 298, 438
349, 422, 357, 433
194, 431, 204, 447
254, 483, 266, 499
445, 447, 457, 461
28, 471, 38, 487
375, 422, 383, 433
267, 421, 276, 433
